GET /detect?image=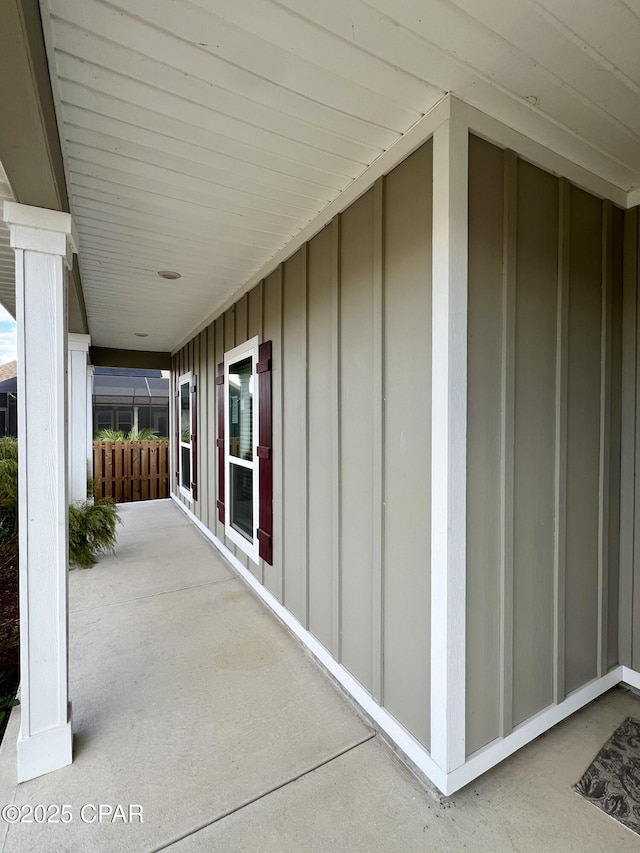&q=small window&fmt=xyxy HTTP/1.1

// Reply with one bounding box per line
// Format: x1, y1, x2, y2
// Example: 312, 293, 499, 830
178, 373, 193, 500
224, 338, 259, 563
